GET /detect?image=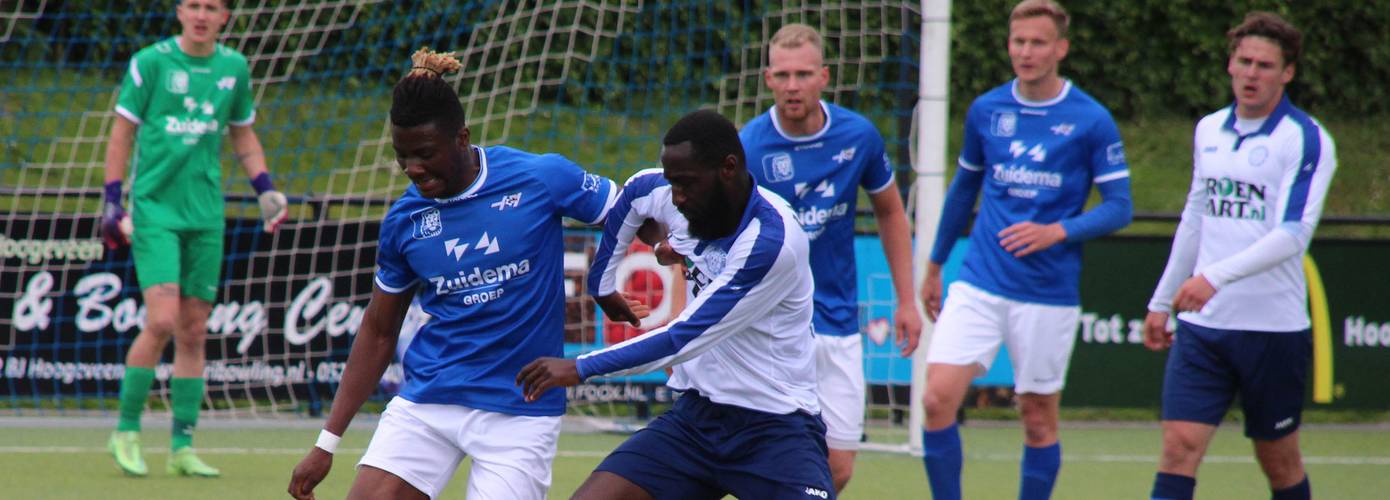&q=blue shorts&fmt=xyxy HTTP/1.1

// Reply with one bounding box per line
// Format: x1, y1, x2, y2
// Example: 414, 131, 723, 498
1162, 320, 1311, 440
595, 391, 835, 500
